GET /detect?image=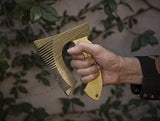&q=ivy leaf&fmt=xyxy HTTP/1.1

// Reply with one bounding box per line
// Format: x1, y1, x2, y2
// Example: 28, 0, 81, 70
71, 98, 85, 107
15, 0, 34, 10
18, 86, 28, 94
10, 87, 18, 98
140, 117, 154, 121
143, 29, 155, 35
22, 10, 30, 24
0, 55, 9, 81
30, 6, 41, 23
42, 78, 50, 86
109, 0, 117, 11
112, 100, 121, 109
116, 17, 124, 32
20, 102, 33, 113
7, 105, 22, 116
19, 79, 28, 83
128, 99, 142, 106
40, 0, 57, 5
33, 108, 49, 120
148, 36, 158, 46
131, 36, 141, 52
115, 114, 123, 121
60, 98, 70, 114
132, 18, 138, 24
93, 118, 104, 121
25, 114, 37, 121
64, 119, 75, 121
4, 98, 15, 105
104, 7, 113, 16
40, 4, 58, 23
